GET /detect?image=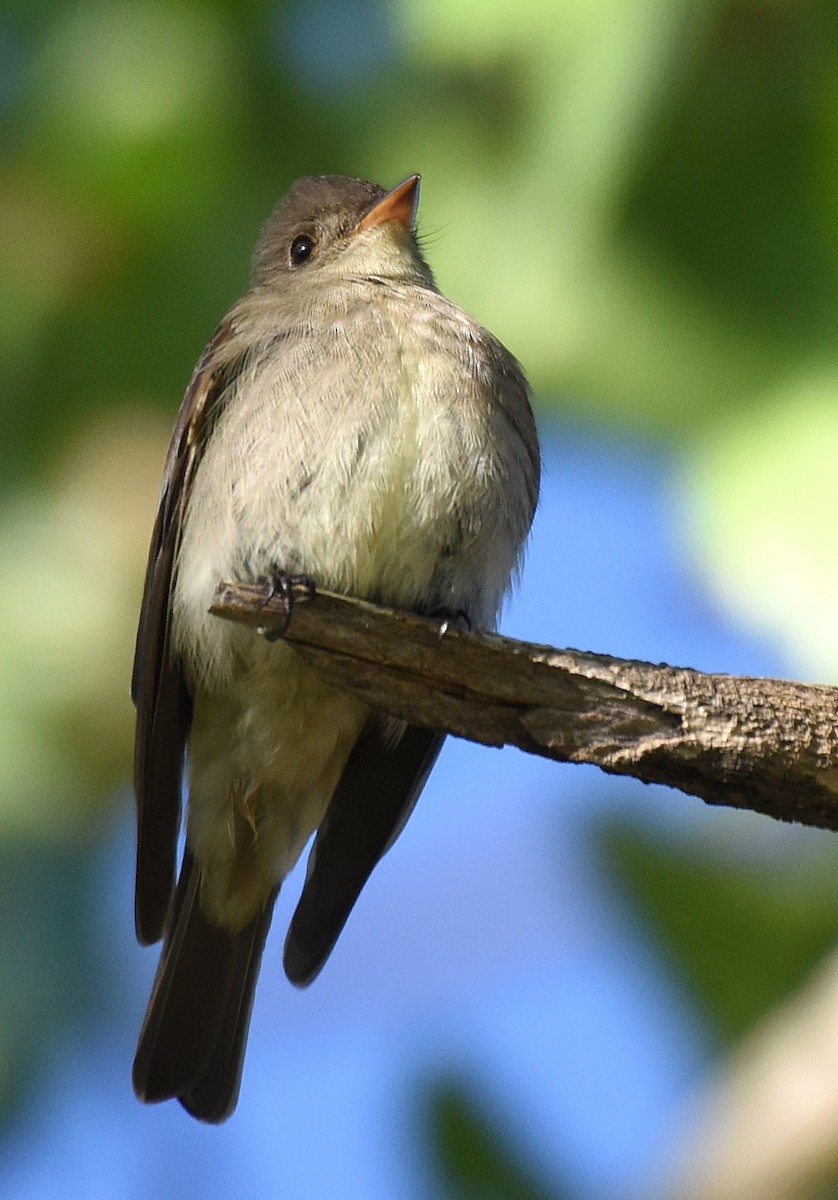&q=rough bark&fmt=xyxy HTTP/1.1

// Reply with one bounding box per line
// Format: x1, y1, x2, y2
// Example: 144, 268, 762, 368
211, 580, 838, 831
